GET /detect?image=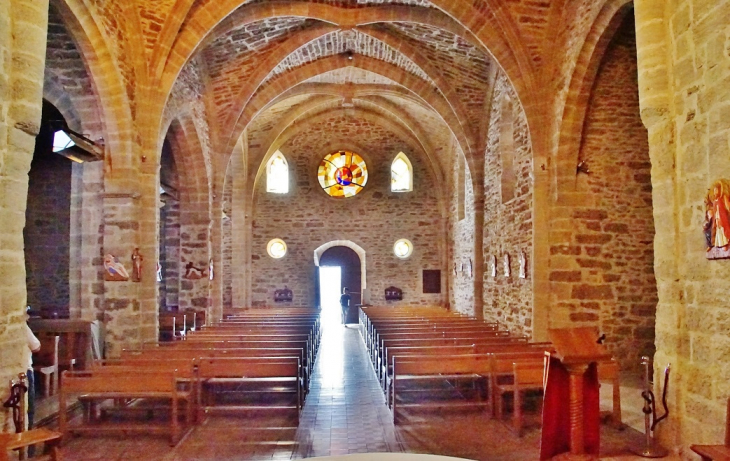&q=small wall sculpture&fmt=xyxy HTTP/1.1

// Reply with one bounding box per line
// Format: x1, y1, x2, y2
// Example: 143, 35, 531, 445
503, 253, 511, 277
385, 286, 403, 301
519, 251, 527, 279
705, 179, 730, 260
490, 255, 497, 277
274, 287, 293, 302
131, 247, 143, 282
184, 262, 207, 280
104, 254, 130, 281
